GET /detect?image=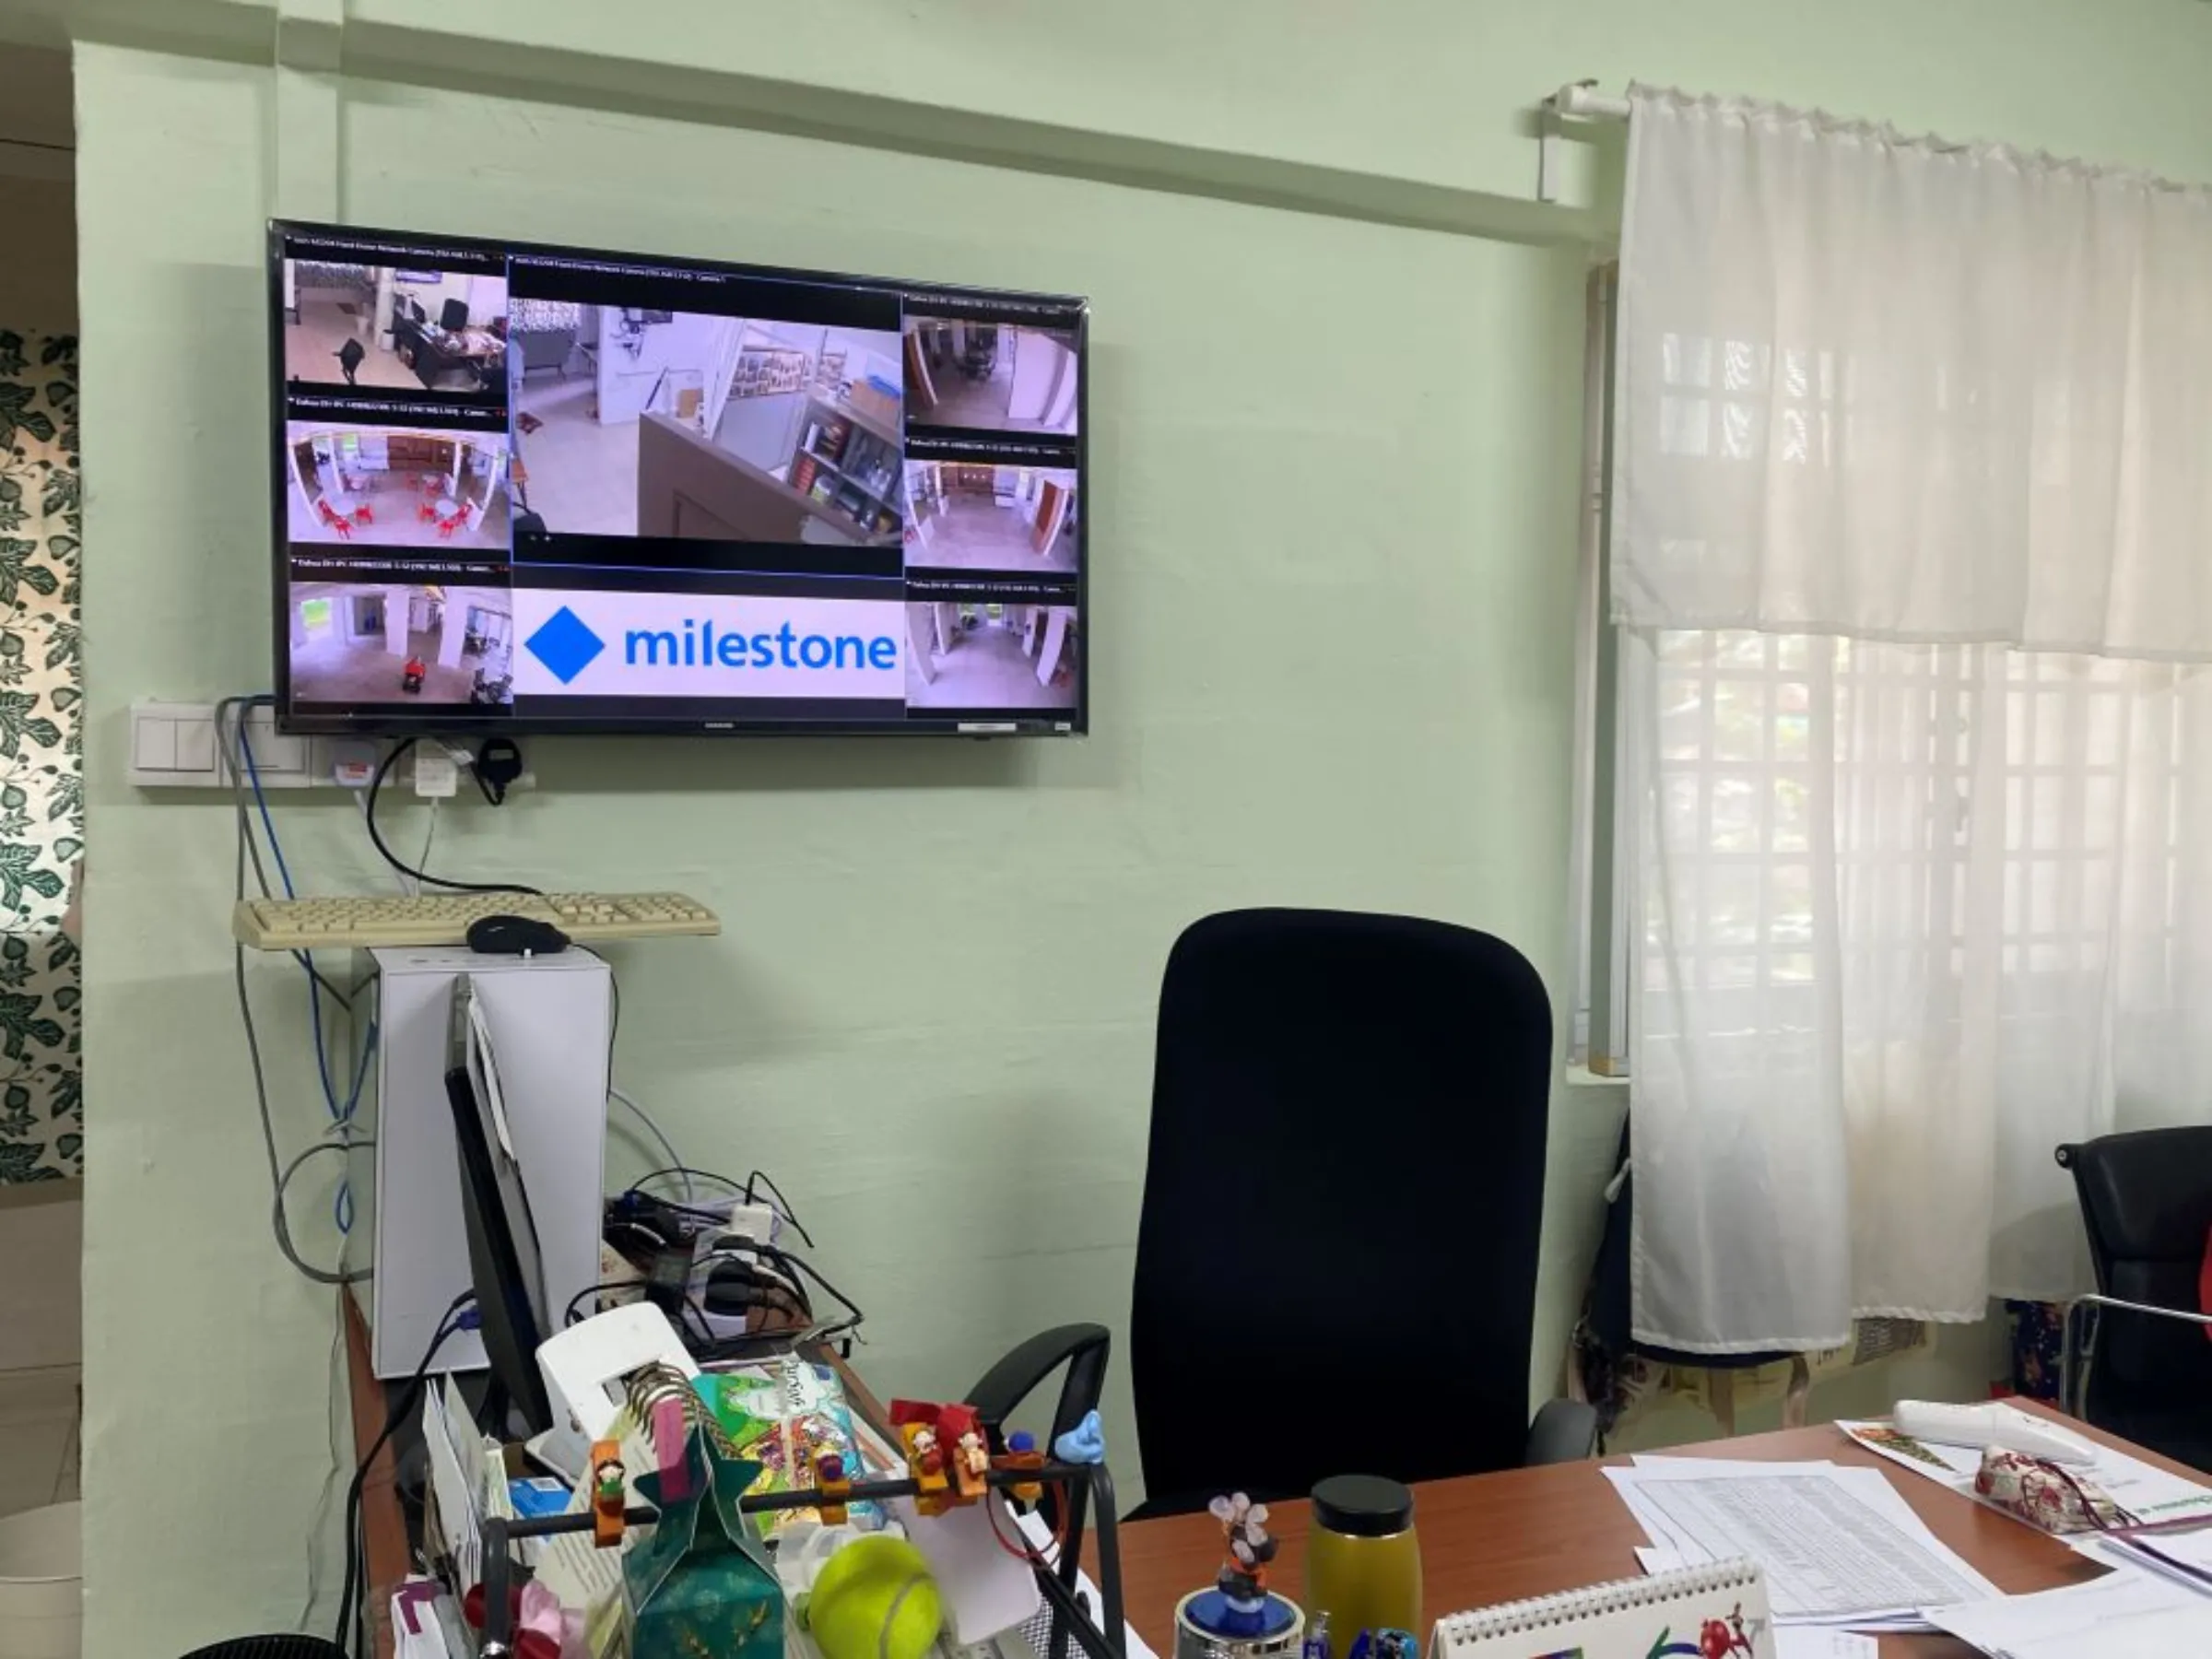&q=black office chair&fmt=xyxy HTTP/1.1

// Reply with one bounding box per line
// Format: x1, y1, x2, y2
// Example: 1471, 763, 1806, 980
179, 1640, 344, 1659
441, 296, 471, 332
2055, 1129, 2212, 1473
1127, 909, 1595, 1518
